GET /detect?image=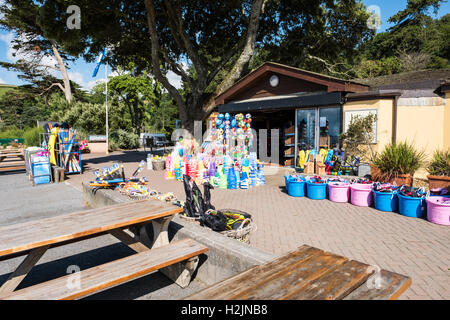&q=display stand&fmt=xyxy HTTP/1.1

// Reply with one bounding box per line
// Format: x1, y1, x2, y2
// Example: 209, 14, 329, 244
57, 142, 82, 174
283, 125, 295, 167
